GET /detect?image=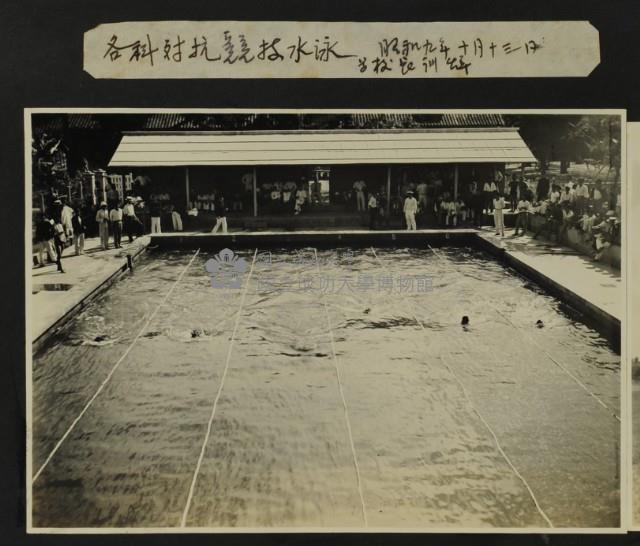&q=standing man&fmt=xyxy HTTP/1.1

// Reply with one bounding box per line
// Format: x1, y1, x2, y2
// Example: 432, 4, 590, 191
482, 179, 497, 213
122, 196, 138, 242
416, 179, 429, 216
149, 198, 162, 234
95, 202, 110, 250
60, 197, 74, 247
536, 176, 550, 202
110, 202, 123, 248
403, 190, 418, 231
71, 206, 86, 255
367, 192, 378, 230
211, 193, 228, 233
492, 192, 506, 237
513, 194, 532, 236
574, 178, 589, 215
353, 179, 367, 212
34, 212, 55, 267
